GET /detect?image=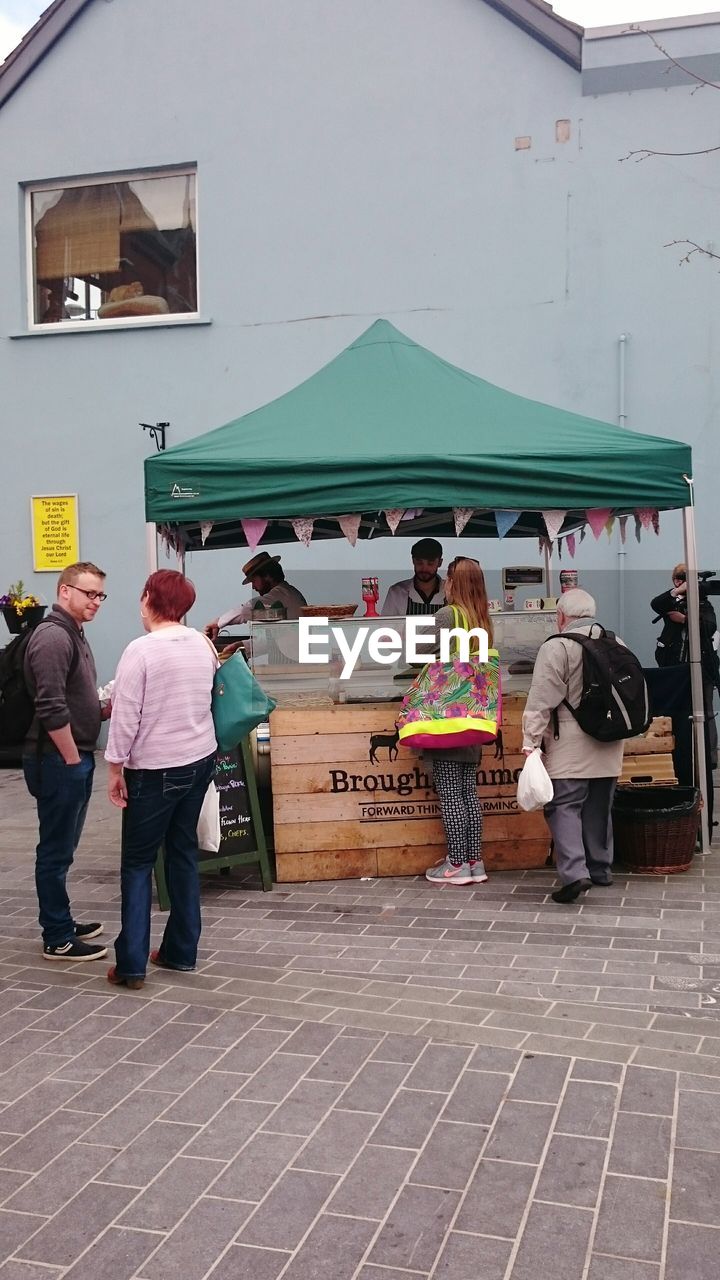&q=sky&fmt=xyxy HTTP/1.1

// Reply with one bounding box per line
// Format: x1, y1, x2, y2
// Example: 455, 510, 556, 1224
0, 0, 713, 60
